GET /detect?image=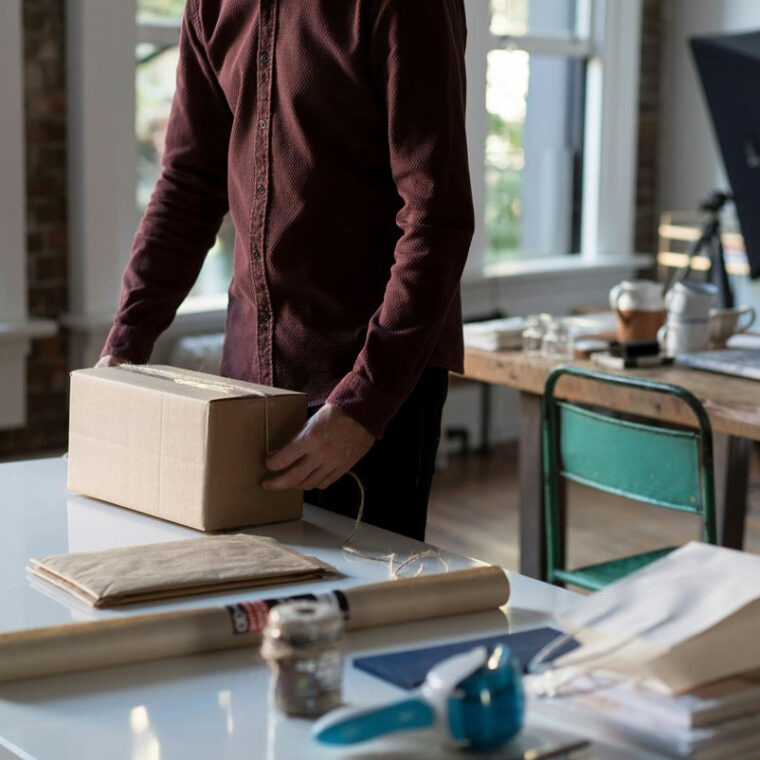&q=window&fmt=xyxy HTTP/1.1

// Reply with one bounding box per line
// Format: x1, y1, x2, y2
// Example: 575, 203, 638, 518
134, 0, 593, 280
136, 0, 233, 298
483, 0, 591, 264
